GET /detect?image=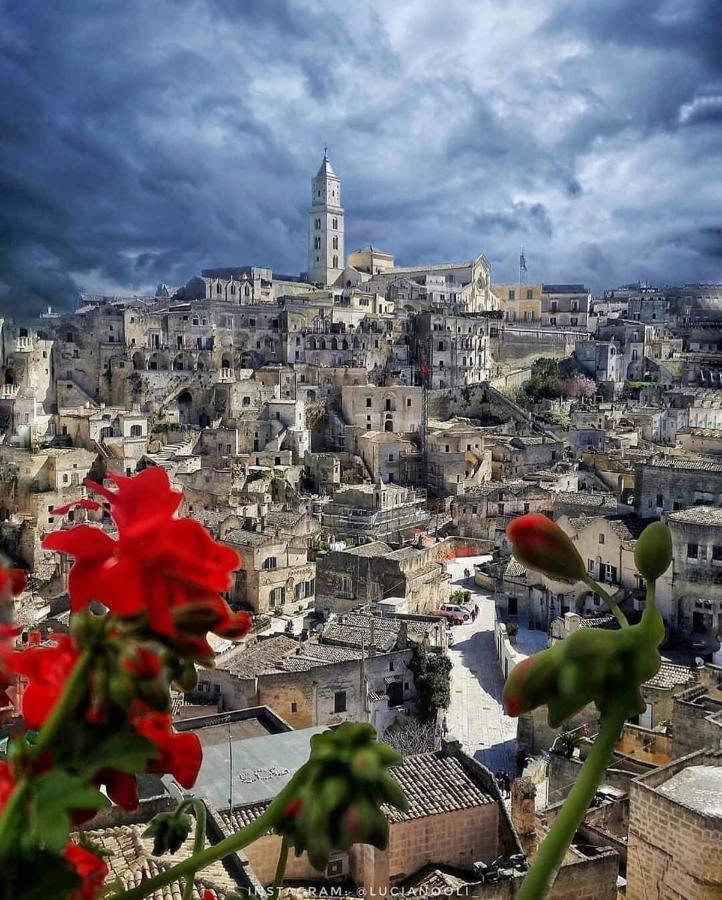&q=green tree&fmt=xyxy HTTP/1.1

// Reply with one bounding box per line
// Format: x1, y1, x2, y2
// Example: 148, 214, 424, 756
409, 646, 452, 722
